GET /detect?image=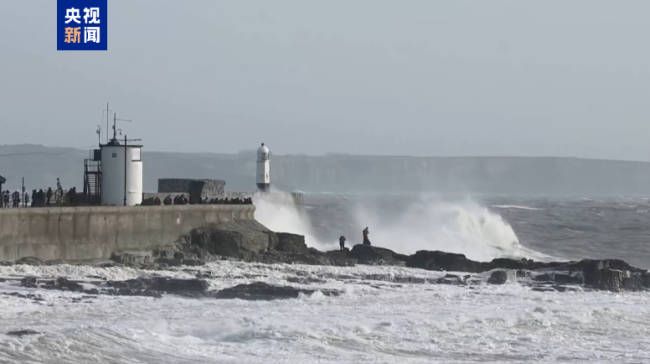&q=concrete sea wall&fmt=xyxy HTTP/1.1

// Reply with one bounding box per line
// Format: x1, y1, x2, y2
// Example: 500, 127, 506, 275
0, 205, 255, 263
225, 191, 304, 208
